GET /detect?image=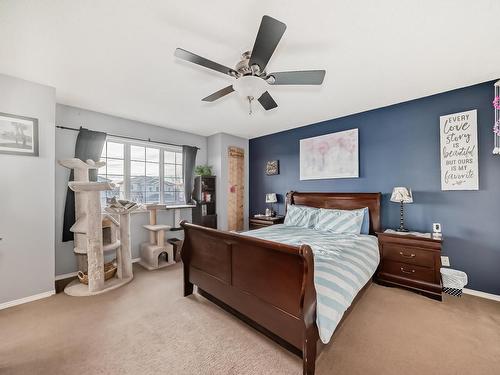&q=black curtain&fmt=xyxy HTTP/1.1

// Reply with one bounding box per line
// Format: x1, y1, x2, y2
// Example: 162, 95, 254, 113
182, 145, 198, 204
62, 128, 107, 242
